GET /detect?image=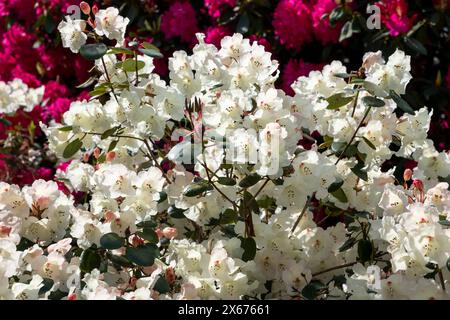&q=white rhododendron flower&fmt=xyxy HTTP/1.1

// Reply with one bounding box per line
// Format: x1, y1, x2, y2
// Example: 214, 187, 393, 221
57, 16, 87, 53
0, 5, 449, 300
94, 7, 129, 43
